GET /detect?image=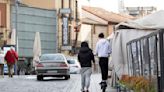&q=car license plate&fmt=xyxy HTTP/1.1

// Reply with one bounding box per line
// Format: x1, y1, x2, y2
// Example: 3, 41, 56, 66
47, 71, 57, 73
46, 64, 56, 67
